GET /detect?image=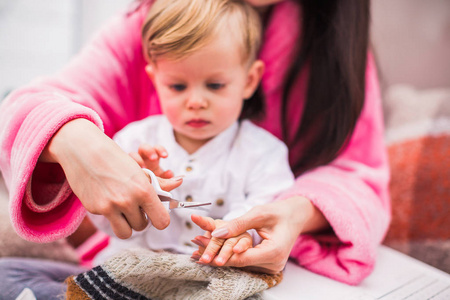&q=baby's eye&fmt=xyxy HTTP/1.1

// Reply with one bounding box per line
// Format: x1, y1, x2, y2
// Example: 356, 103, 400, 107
169, 84, 186, 91
207, 83, 225, 90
